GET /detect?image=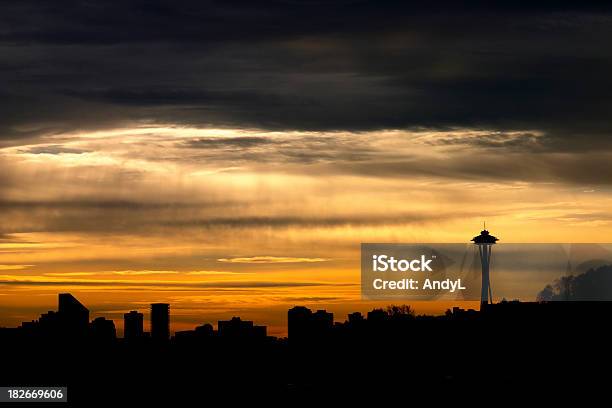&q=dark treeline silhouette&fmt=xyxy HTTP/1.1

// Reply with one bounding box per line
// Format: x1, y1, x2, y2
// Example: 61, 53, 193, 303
1, 293, 610, 404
